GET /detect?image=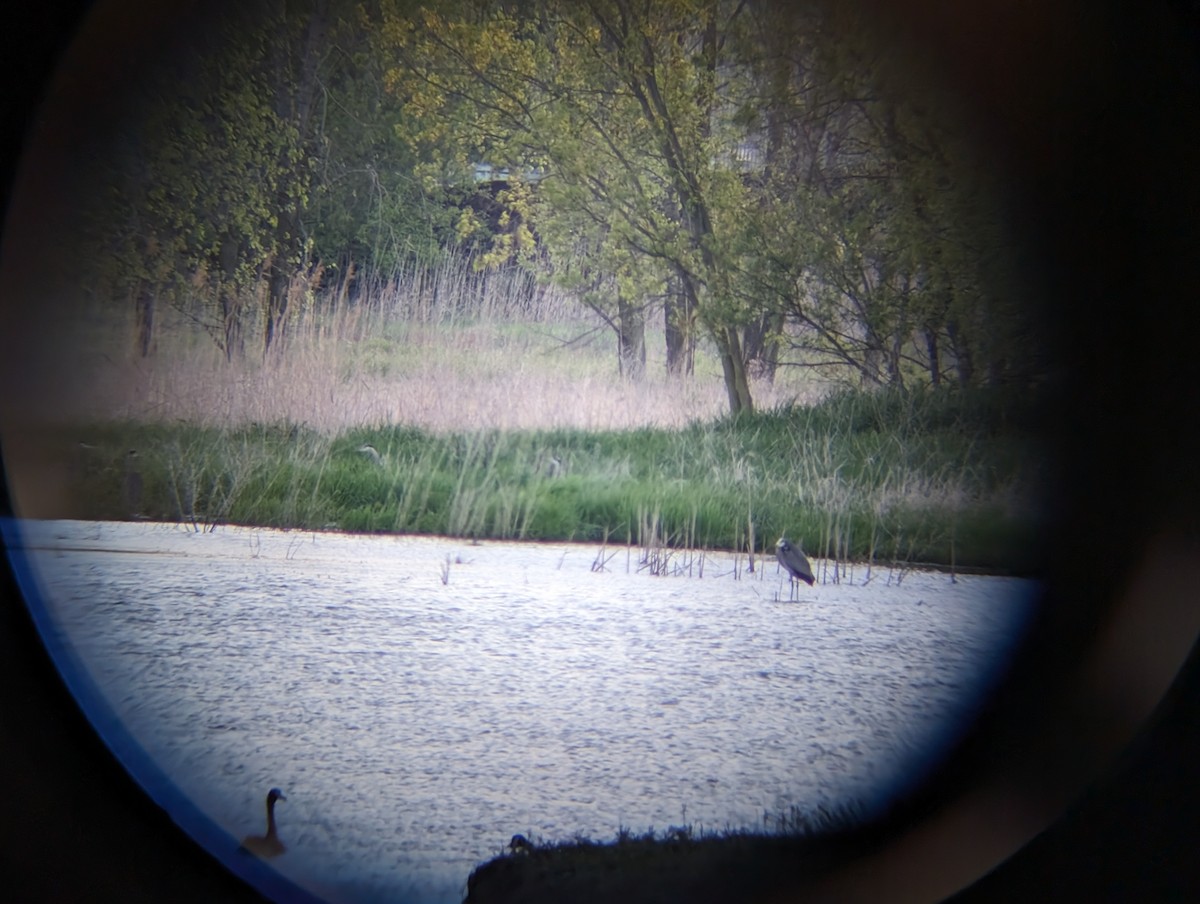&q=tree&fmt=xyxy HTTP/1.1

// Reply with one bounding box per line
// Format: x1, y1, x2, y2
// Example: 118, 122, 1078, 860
260, 0, 329, 356
307, 0, 458, 304
723, 1, 1027, 390
379, 0, 766, 412
75, 0, 460, 360
77, 4, 317, 360
73, 0, 1037, 394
